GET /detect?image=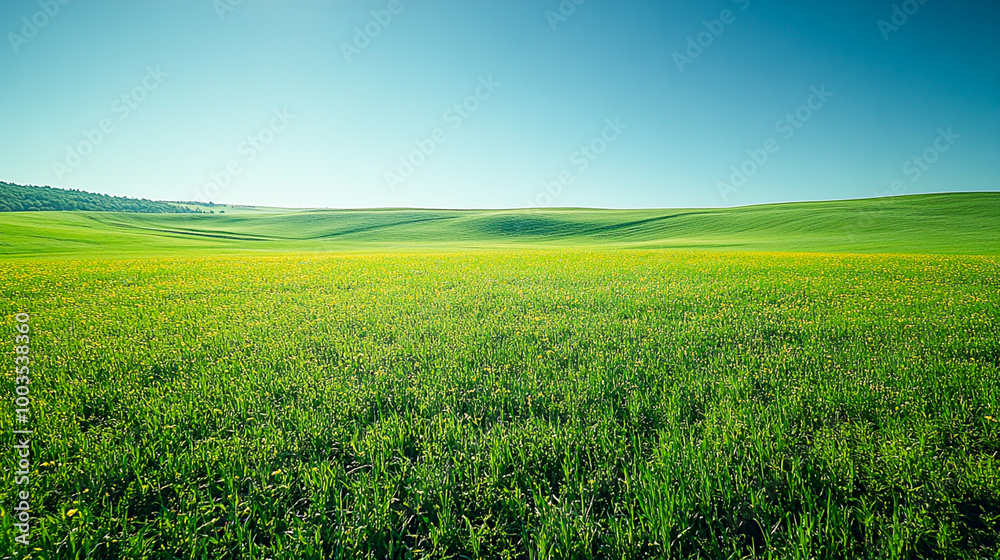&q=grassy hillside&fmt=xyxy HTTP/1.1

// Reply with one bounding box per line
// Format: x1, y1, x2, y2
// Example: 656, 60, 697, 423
1, 192, 998, 258
2, 193, 997, 557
